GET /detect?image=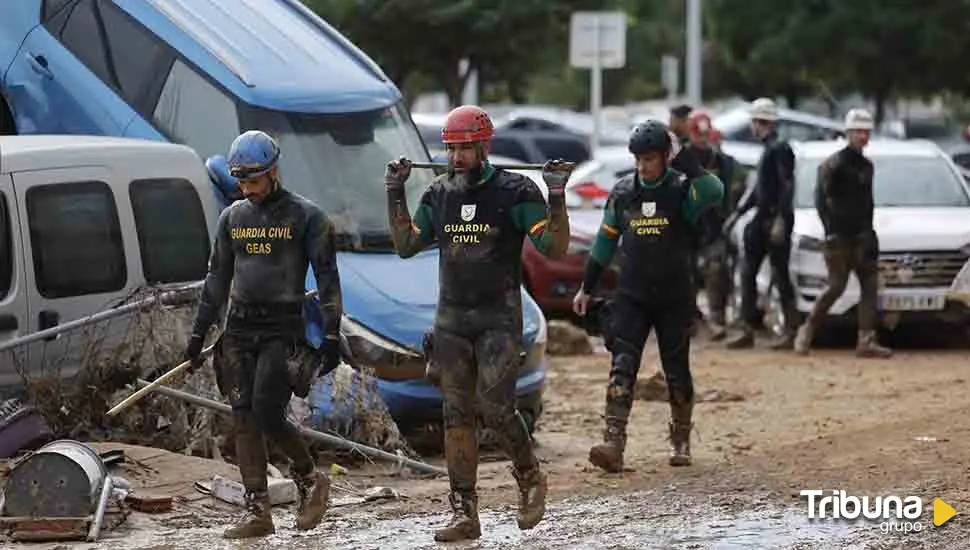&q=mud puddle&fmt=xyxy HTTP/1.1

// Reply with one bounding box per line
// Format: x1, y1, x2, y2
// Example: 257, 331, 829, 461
73, 490, 903, 550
